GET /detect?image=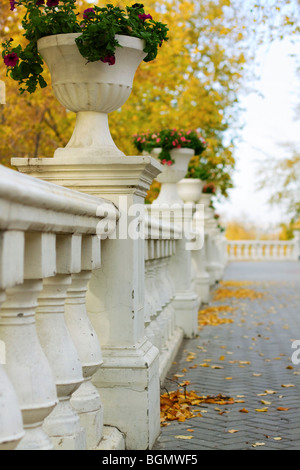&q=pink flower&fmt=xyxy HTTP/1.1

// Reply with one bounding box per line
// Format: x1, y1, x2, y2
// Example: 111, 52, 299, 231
180, 136, 187, 142
162, 159, 167, 165
9, 0, 16, 11
46, 0, 59, 6
156, 138, 161, 143
138, 13, 152, 21
4, 52, 19, 67
167, 160, 173, 166
101, 55, 115, 66
83, 8, 95, 19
